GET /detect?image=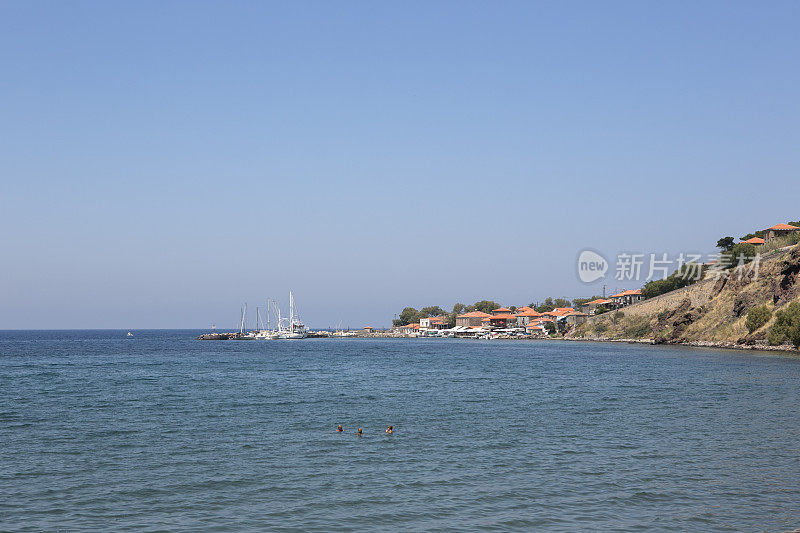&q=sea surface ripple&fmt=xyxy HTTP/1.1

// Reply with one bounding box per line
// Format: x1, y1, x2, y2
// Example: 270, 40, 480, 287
2, 331, 800, 531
